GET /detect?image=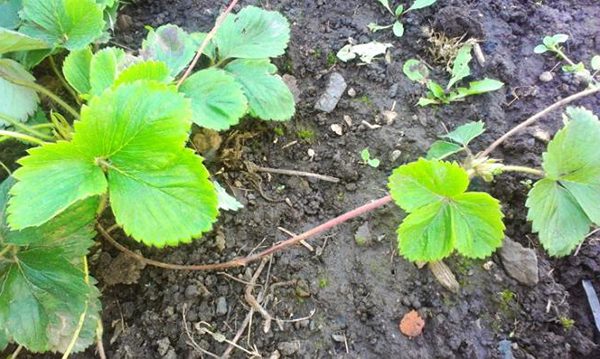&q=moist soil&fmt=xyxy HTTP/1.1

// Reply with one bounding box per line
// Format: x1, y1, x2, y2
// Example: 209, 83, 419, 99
7, 0, 600, 358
